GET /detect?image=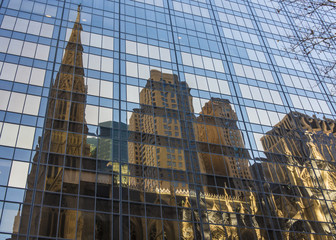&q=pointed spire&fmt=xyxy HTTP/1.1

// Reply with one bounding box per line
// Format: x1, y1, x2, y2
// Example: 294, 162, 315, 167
63, 4, 83, 64
76, 4, 81, 23
55, 4, 85, 92
66, 4, 83, 47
